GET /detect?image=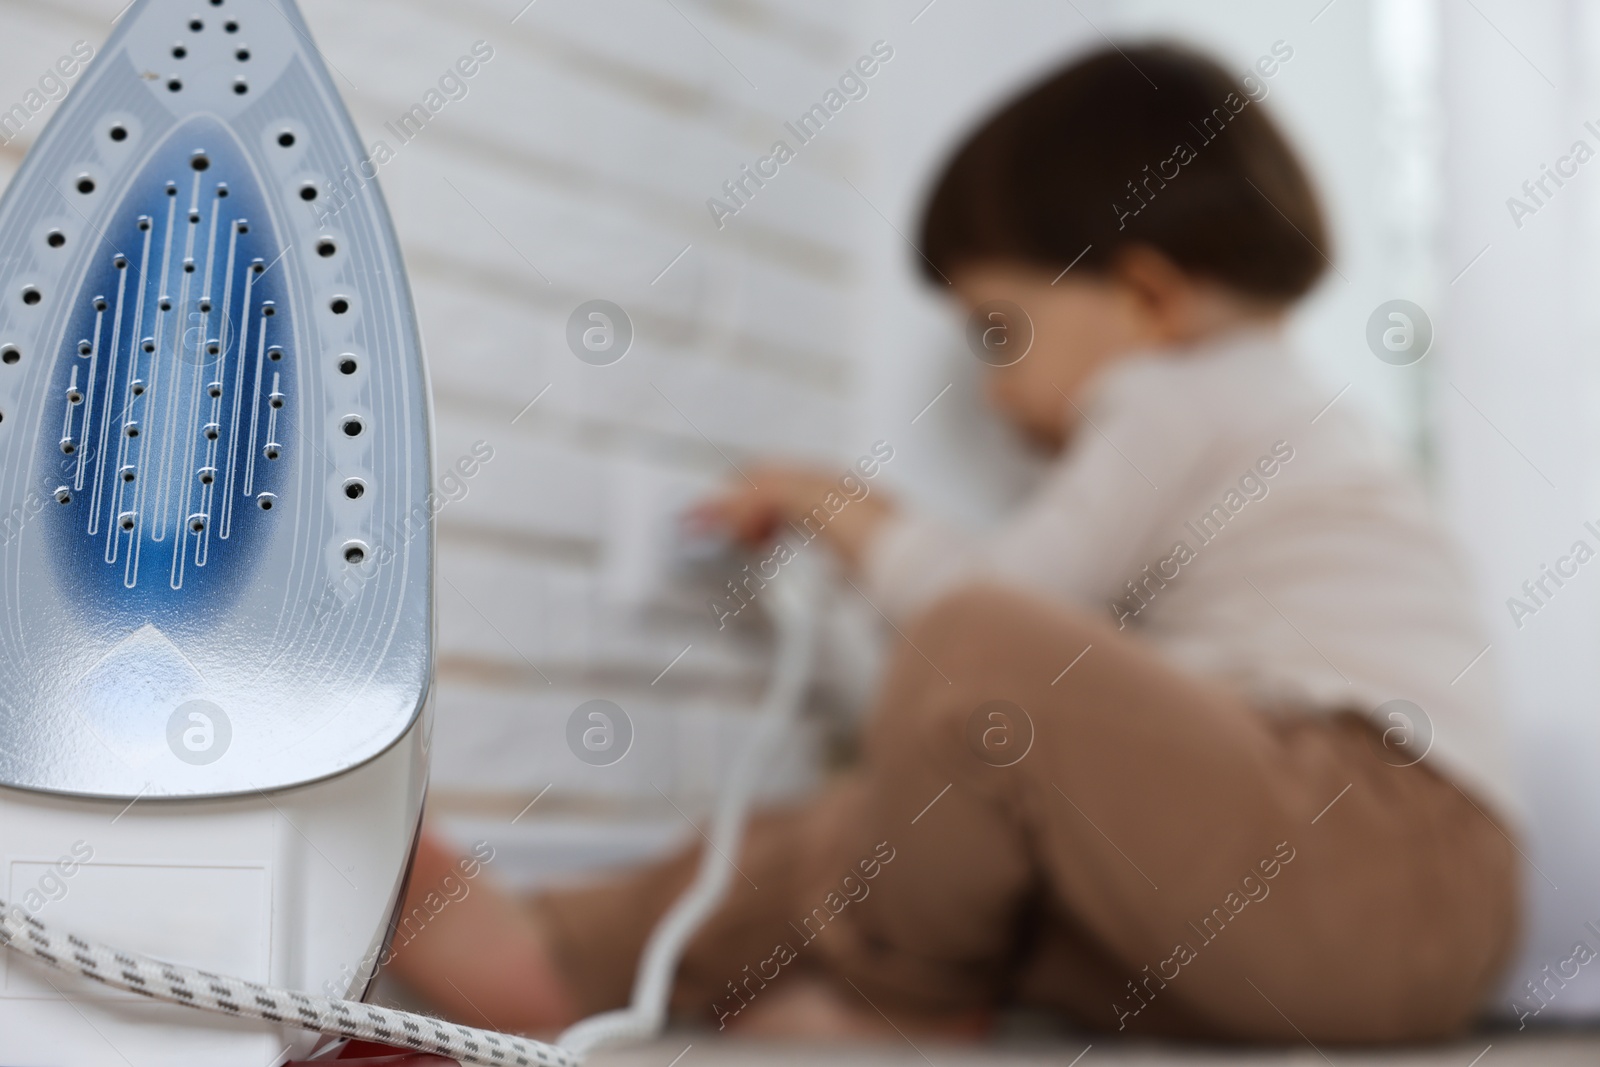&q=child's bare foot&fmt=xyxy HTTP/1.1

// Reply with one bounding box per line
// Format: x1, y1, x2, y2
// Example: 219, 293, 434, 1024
382, 828, 579, 1035
728, 974, 990, 1042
